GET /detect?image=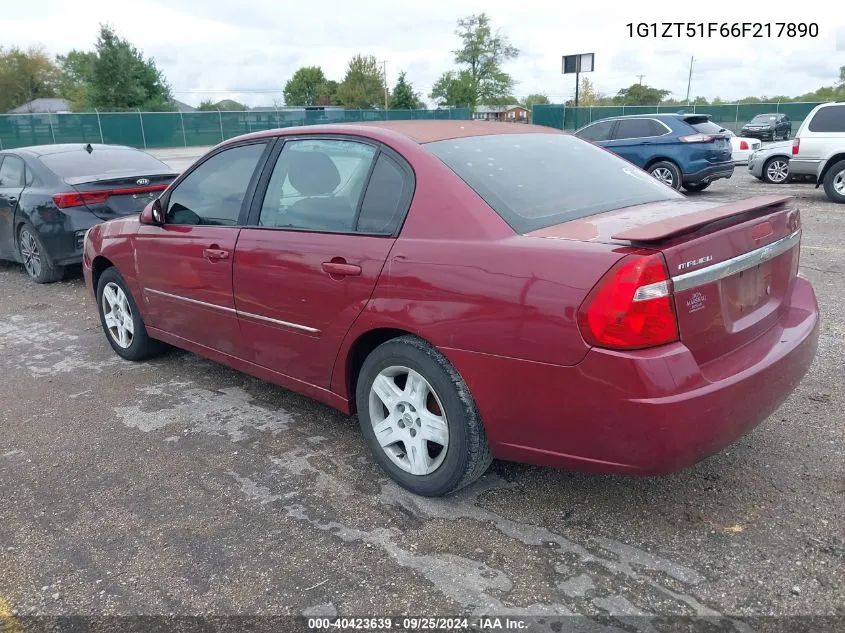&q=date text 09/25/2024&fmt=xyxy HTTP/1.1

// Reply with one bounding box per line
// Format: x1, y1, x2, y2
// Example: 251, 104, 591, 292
307, 617, 529, 630
626, 22, 819, 38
